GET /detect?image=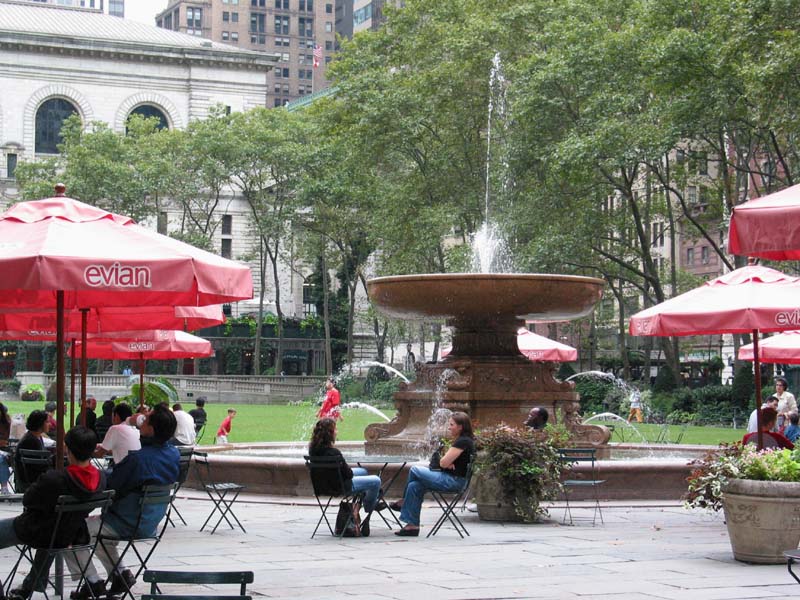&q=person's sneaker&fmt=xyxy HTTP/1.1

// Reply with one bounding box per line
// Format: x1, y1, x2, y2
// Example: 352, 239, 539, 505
7, 587, 33, 600
69, 580, 106, 600
107, 569, 136, 595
